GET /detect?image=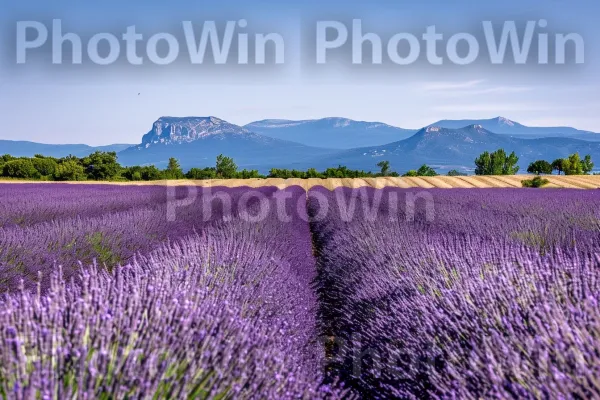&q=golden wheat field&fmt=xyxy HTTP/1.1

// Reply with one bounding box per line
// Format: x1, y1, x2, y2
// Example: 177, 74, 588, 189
2, 175, 600, 189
